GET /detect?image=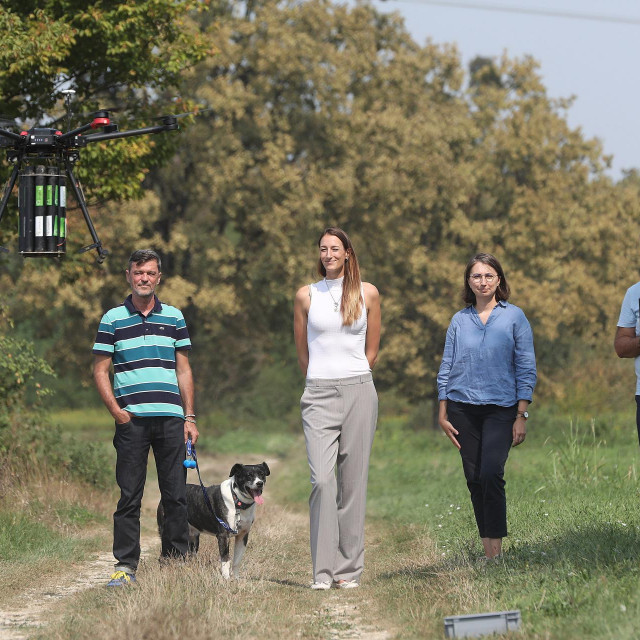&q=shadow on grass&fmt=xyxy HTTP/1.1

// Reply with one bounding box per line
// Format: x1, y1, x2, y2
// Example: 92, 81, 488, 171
265, 577, 310, 588
378, 523, 640, 581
